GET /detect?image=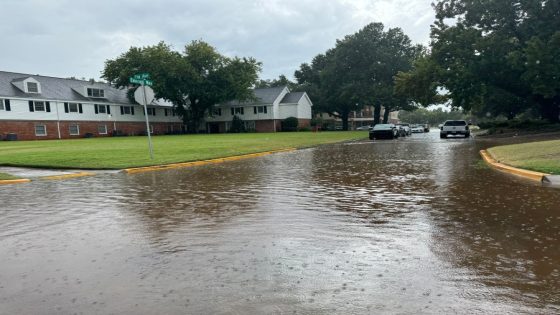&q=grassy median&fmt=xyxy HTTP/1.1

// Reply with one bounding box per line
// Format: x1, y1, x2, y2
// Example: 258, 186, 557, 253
488, 139, 560, 174
0, 131, 367, 169
0, 172, 20, 180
